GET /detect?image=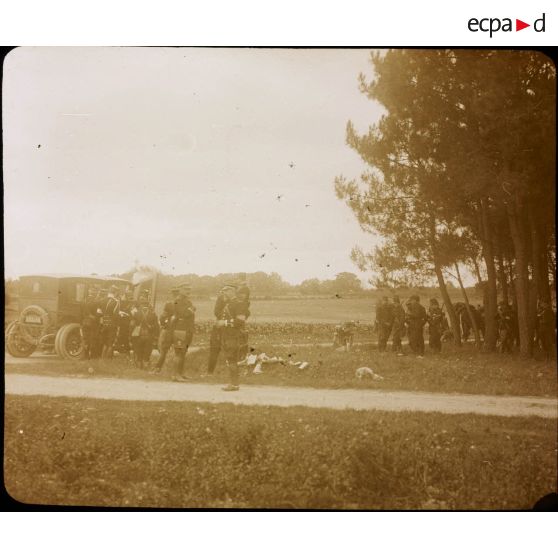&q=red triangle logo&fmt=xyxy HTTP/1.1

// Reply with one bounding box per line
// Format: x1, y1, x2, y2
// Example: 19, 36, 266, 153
516, 19, 530, 31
